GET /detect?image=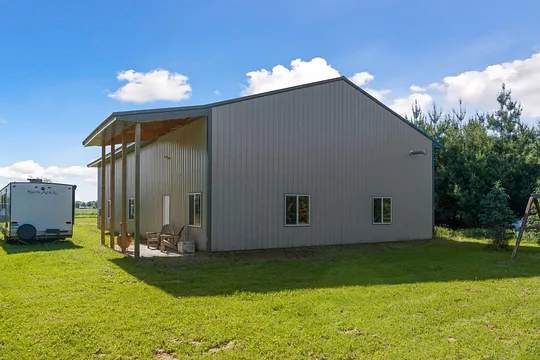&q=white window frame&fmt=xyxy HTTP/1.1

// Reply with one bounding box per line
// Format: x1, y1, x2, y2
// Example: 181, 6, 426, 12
372, 196, 392, 225
284, 194, 311, 227
128, 197, 135, 220
188, 192, 202, 228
